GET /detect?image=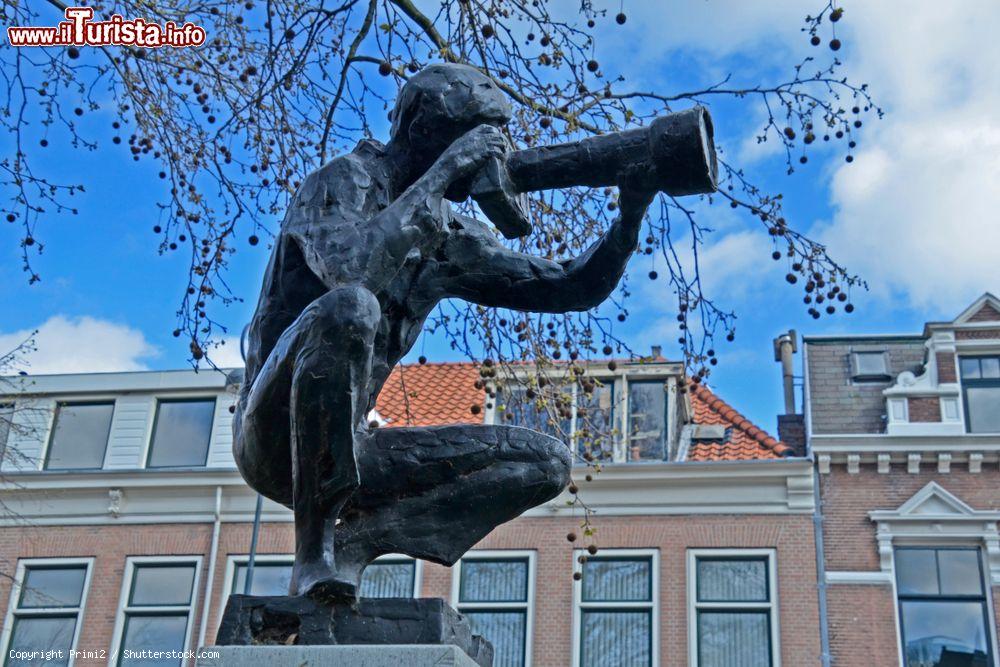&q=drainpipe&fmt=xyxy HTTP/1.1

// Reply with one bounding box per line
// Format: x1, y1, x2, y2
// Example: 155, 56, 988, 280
813, 467, 832, 667
197, 486, 223, 649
